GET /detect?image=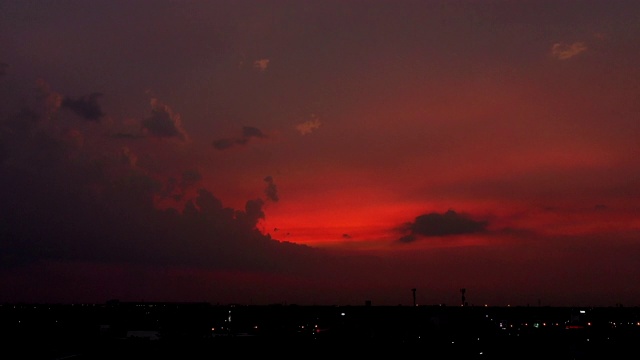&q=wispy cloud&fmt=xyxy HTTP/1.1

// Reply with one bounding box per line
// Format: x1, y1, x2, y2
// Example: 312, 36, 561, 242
35, 78, 63, 120
253, 59, 270, 71
295, 116, 321, 135
551, 42, 587, 60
